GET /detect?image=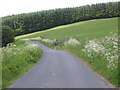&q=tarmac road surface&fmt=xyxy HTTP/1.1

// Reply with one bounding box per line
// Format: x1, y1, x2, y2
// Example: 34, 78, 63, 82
10, 41, 113, 88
